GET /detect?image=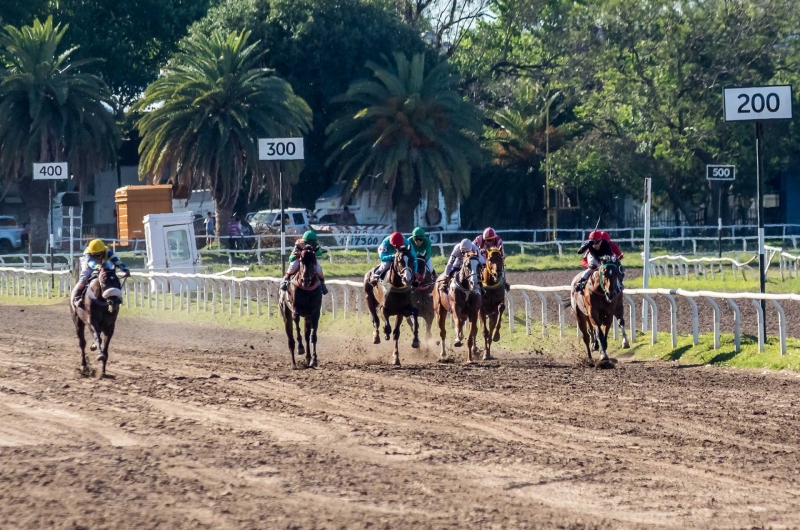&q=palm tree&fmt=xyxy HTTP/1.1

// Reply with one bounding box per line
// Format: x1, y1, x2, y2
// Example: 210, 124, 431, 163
0, 17, 119, 252
135, 29, 312, 242
325, 52, 481, 231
